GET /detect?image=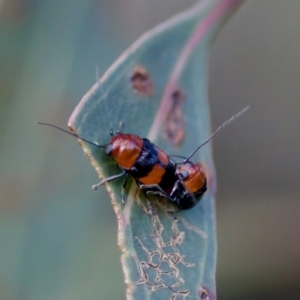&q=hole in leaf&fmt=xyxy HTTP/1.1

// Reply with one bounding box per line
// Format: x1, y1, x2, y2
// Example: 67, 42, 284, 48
130, 65, 153, 96
164, 88, 185, 146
